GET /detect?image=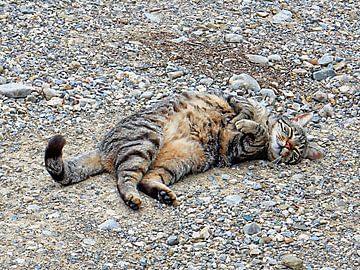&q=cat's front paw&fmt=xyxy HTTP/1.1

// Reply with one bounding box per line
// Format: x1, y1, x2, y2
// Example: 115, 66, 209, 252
235, 119, 257, 134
